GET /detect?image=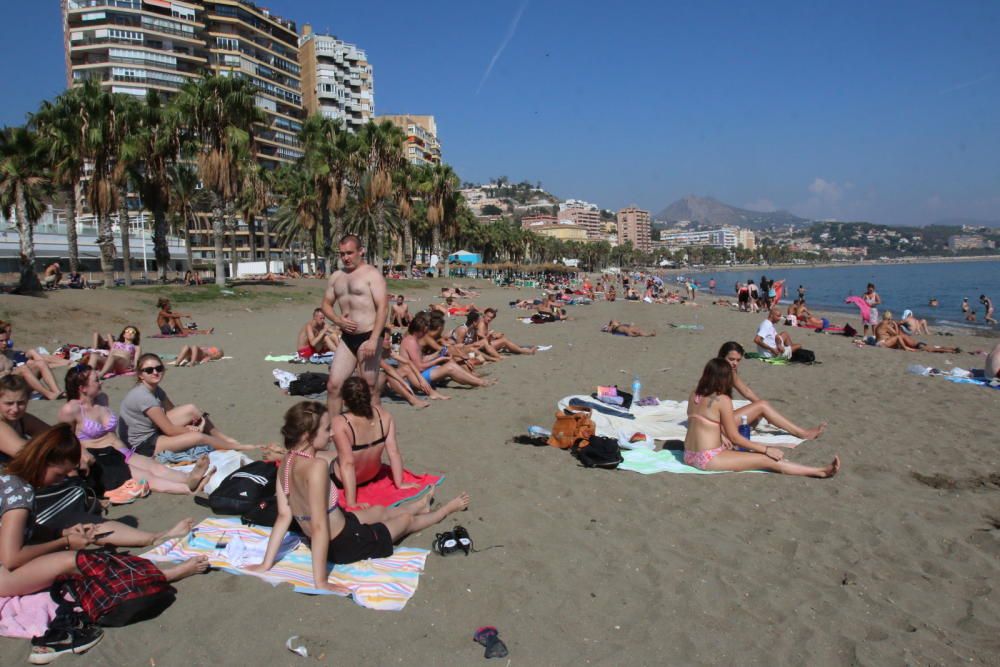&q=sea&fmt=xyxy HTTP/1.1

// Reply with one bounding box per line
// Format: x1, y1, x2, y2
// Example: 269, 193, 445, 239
682, 259, 1000, 334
